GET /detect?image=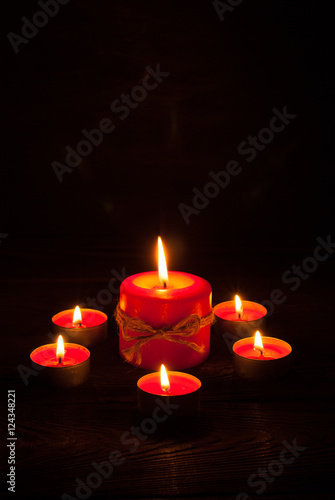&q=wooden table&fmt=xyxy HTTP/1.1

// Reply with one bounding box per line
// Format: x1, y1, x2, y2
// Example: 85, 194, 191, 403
1, 240, 334, 500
